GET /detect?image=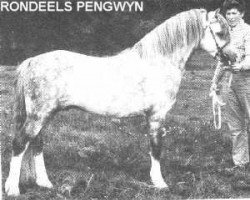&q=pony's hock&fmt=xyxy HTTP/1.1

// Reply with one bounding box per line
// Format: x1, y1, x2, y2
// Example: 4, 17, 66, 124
5, 8, 230, 196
